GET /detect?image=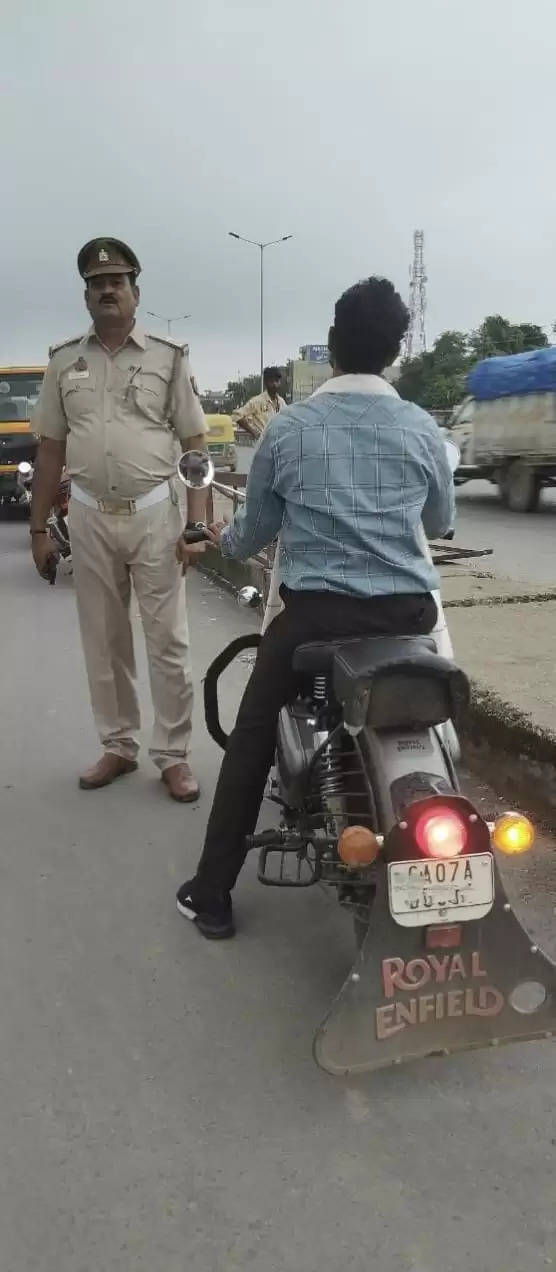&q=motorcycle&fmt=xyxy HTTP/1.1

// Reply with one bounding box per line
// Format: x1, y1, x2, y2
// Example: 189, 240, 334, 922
15, 460, 33, 510
0, 459, 33, 512
178, 449, 556, 1075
